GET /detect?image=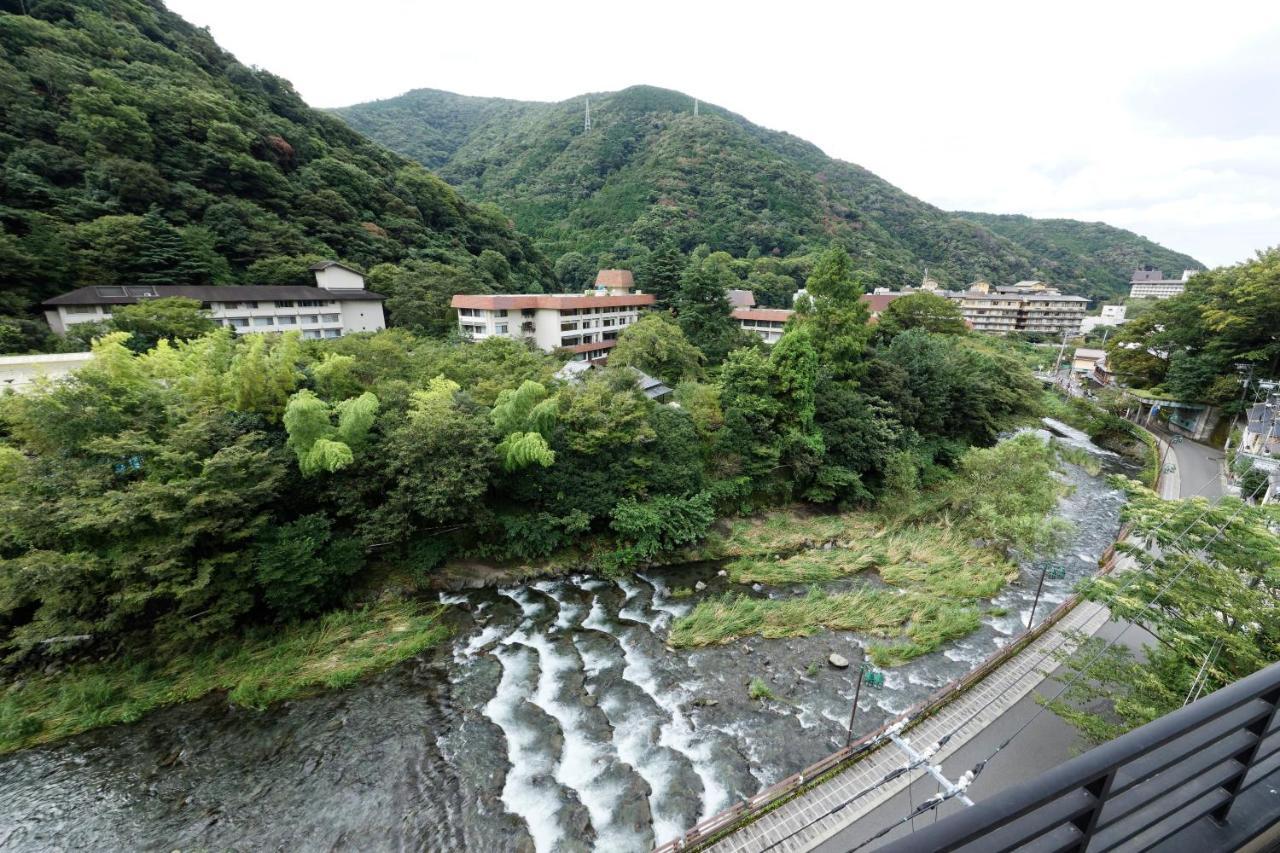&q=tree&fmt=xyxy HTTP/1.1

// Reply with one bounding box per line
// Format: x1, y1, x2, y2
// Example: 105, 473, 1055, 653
105, 297, 217, 353
491, 380, 557, 470
875, 292, 968, 339
609, 312, 705, 383
254, 514, 364, 619
673, 254, 743, 363
634, 242, 686, 308
794, 247, 872, 378
944, 433, 1071, 557
554, 251, 596, 292
283, 390, 379, 476
1049, 483, 1280, 742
